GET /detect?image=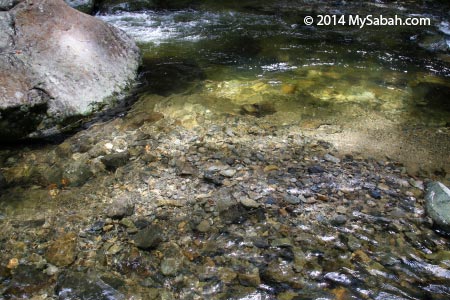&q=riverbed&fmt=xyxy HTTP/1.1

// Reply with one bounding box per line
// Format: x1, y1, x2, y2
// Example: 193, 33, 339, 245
0, 1, 449, 299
